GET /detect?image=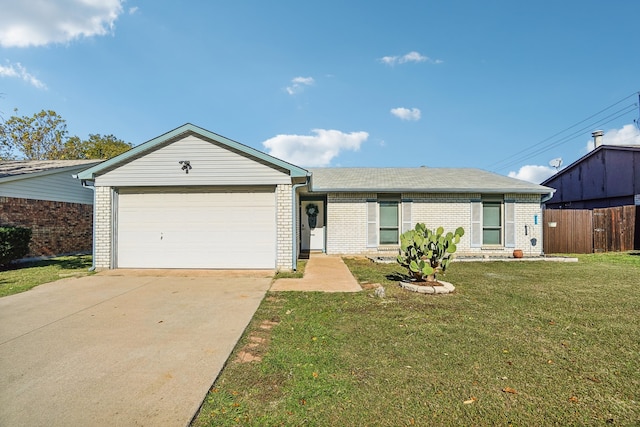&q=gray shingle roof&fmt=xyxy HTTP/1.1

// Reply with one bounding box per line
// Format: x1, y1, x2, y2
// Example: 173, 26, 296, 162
0, 160, 101, 180
309, 167, 553, 194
